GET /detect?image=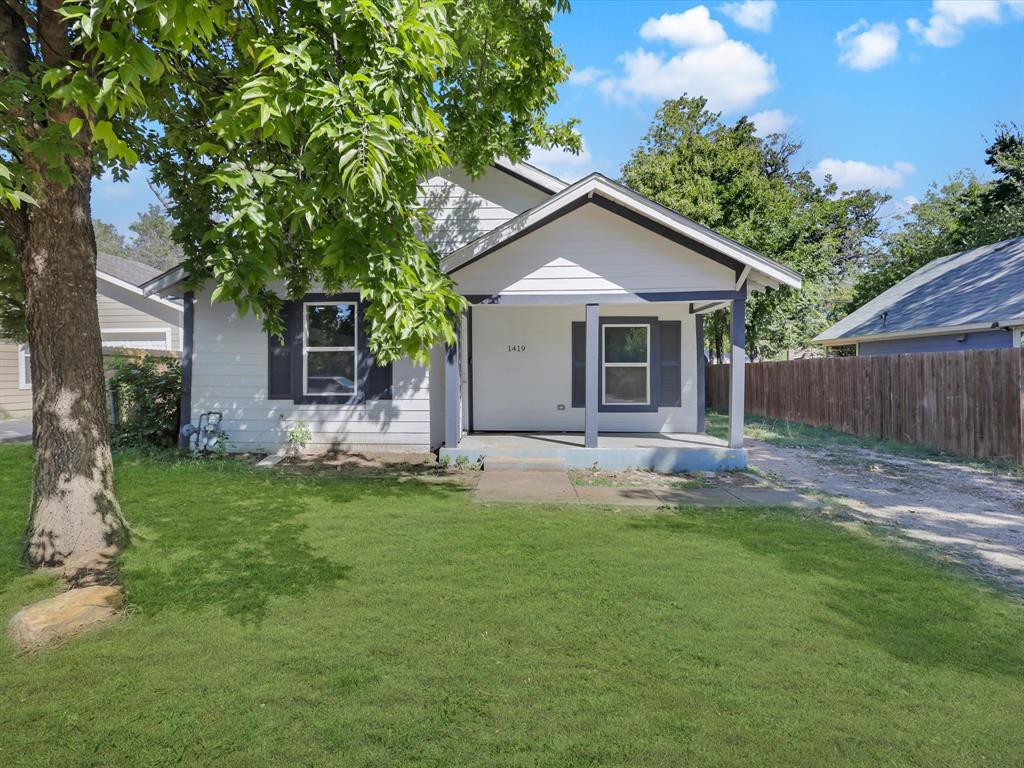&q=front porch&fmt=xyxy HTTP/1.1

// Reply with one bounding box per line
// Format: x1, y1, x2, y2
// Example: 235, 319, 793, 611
440, 431, 746, 472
